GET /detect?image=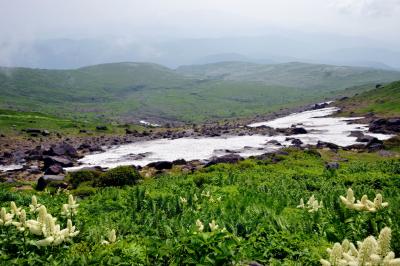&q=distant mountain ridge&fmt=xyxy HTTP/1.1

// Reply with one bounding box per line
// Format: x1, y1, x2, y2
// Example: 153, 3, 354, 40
1, 61, 399, 123
176, 61, 400, 89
